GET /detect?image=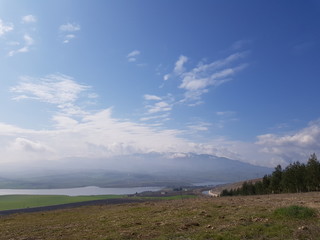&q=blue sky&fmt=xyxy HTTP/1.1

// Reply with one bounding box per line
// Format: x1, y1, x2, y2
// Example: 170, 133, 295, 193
0, 0, 320, 168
